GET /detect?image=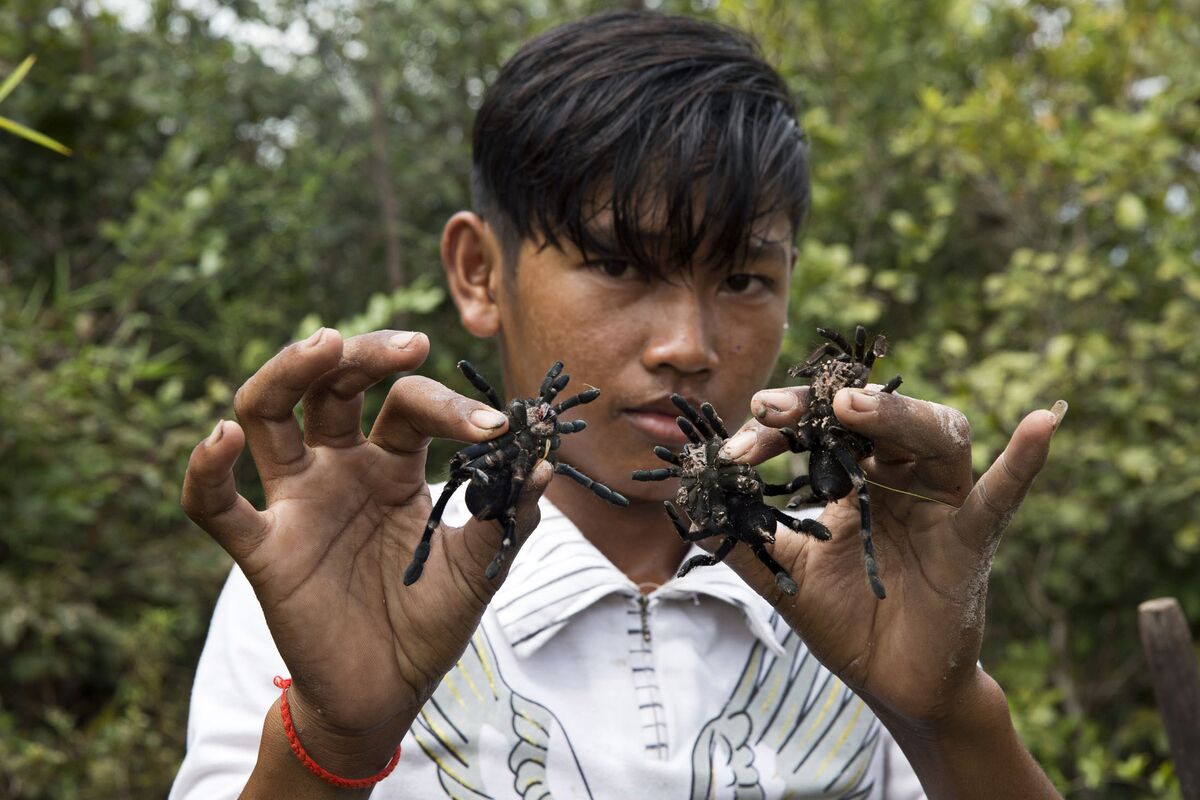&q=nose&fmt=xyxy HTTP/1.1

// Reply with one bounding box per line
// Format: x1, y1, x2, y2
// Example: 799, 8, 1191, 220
640, 284, 720, 376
